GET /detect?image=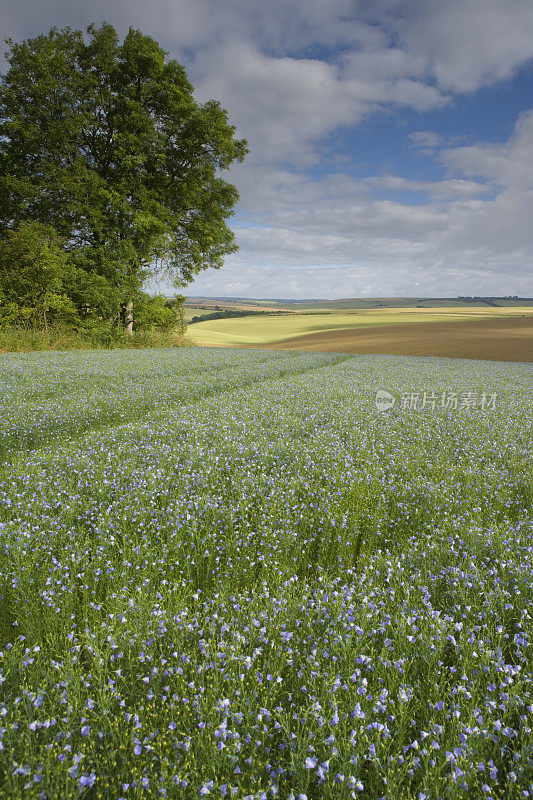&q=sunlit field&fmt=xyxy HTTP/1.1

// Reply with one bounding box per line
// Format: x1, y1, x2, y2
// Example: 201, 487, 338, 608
188, 308, 533, 347
1, 347, 532, 799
